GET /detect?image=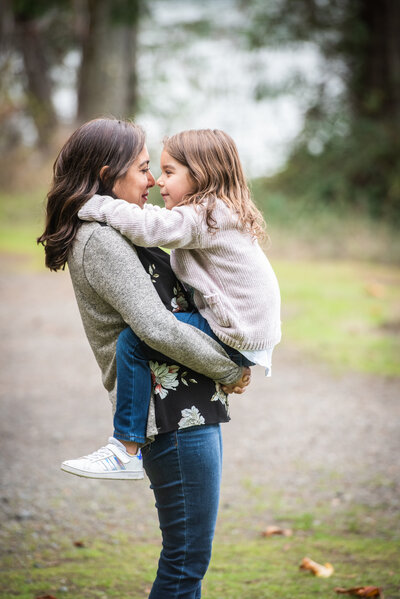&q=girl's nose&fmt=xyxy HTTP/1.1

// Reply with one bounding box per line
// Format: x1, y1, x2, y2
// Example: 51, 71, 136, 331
156, 175, 163, 187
